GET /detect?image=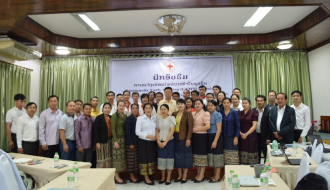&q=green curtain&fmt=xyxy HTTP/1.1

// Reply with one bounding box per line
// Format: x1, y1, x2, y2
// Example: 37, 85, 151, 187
0, 61, 30, 151
40, 57, 109, 111
41, 52, 312, 116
